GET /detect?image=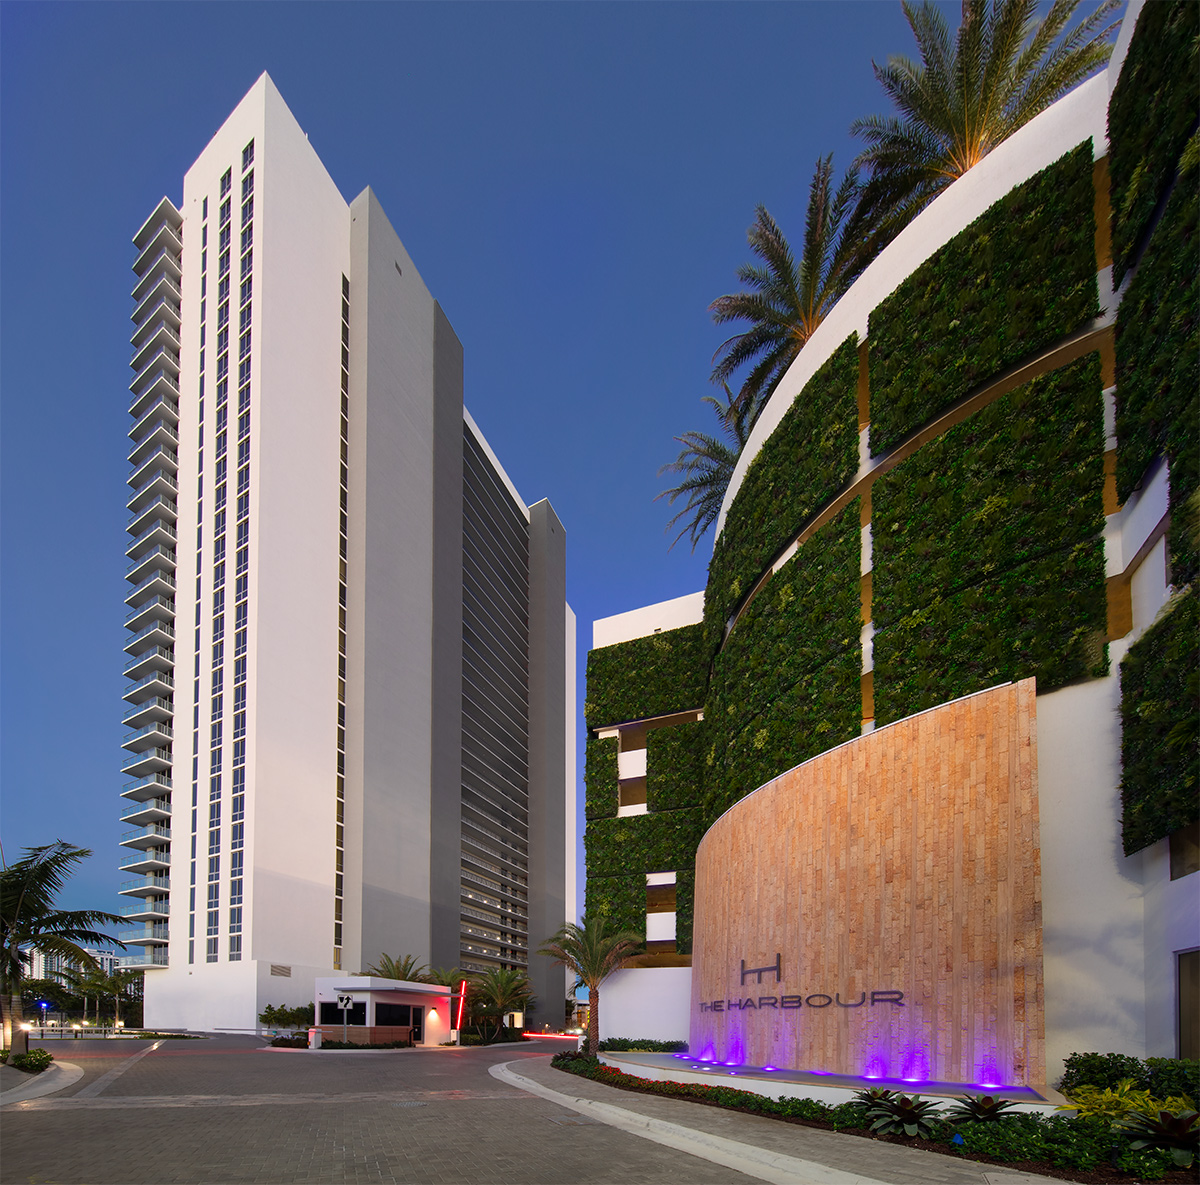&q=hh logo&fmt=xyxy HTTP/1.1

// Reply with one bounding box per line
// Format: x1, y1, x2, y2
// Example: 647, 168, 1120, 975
740, 954, 782, 984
